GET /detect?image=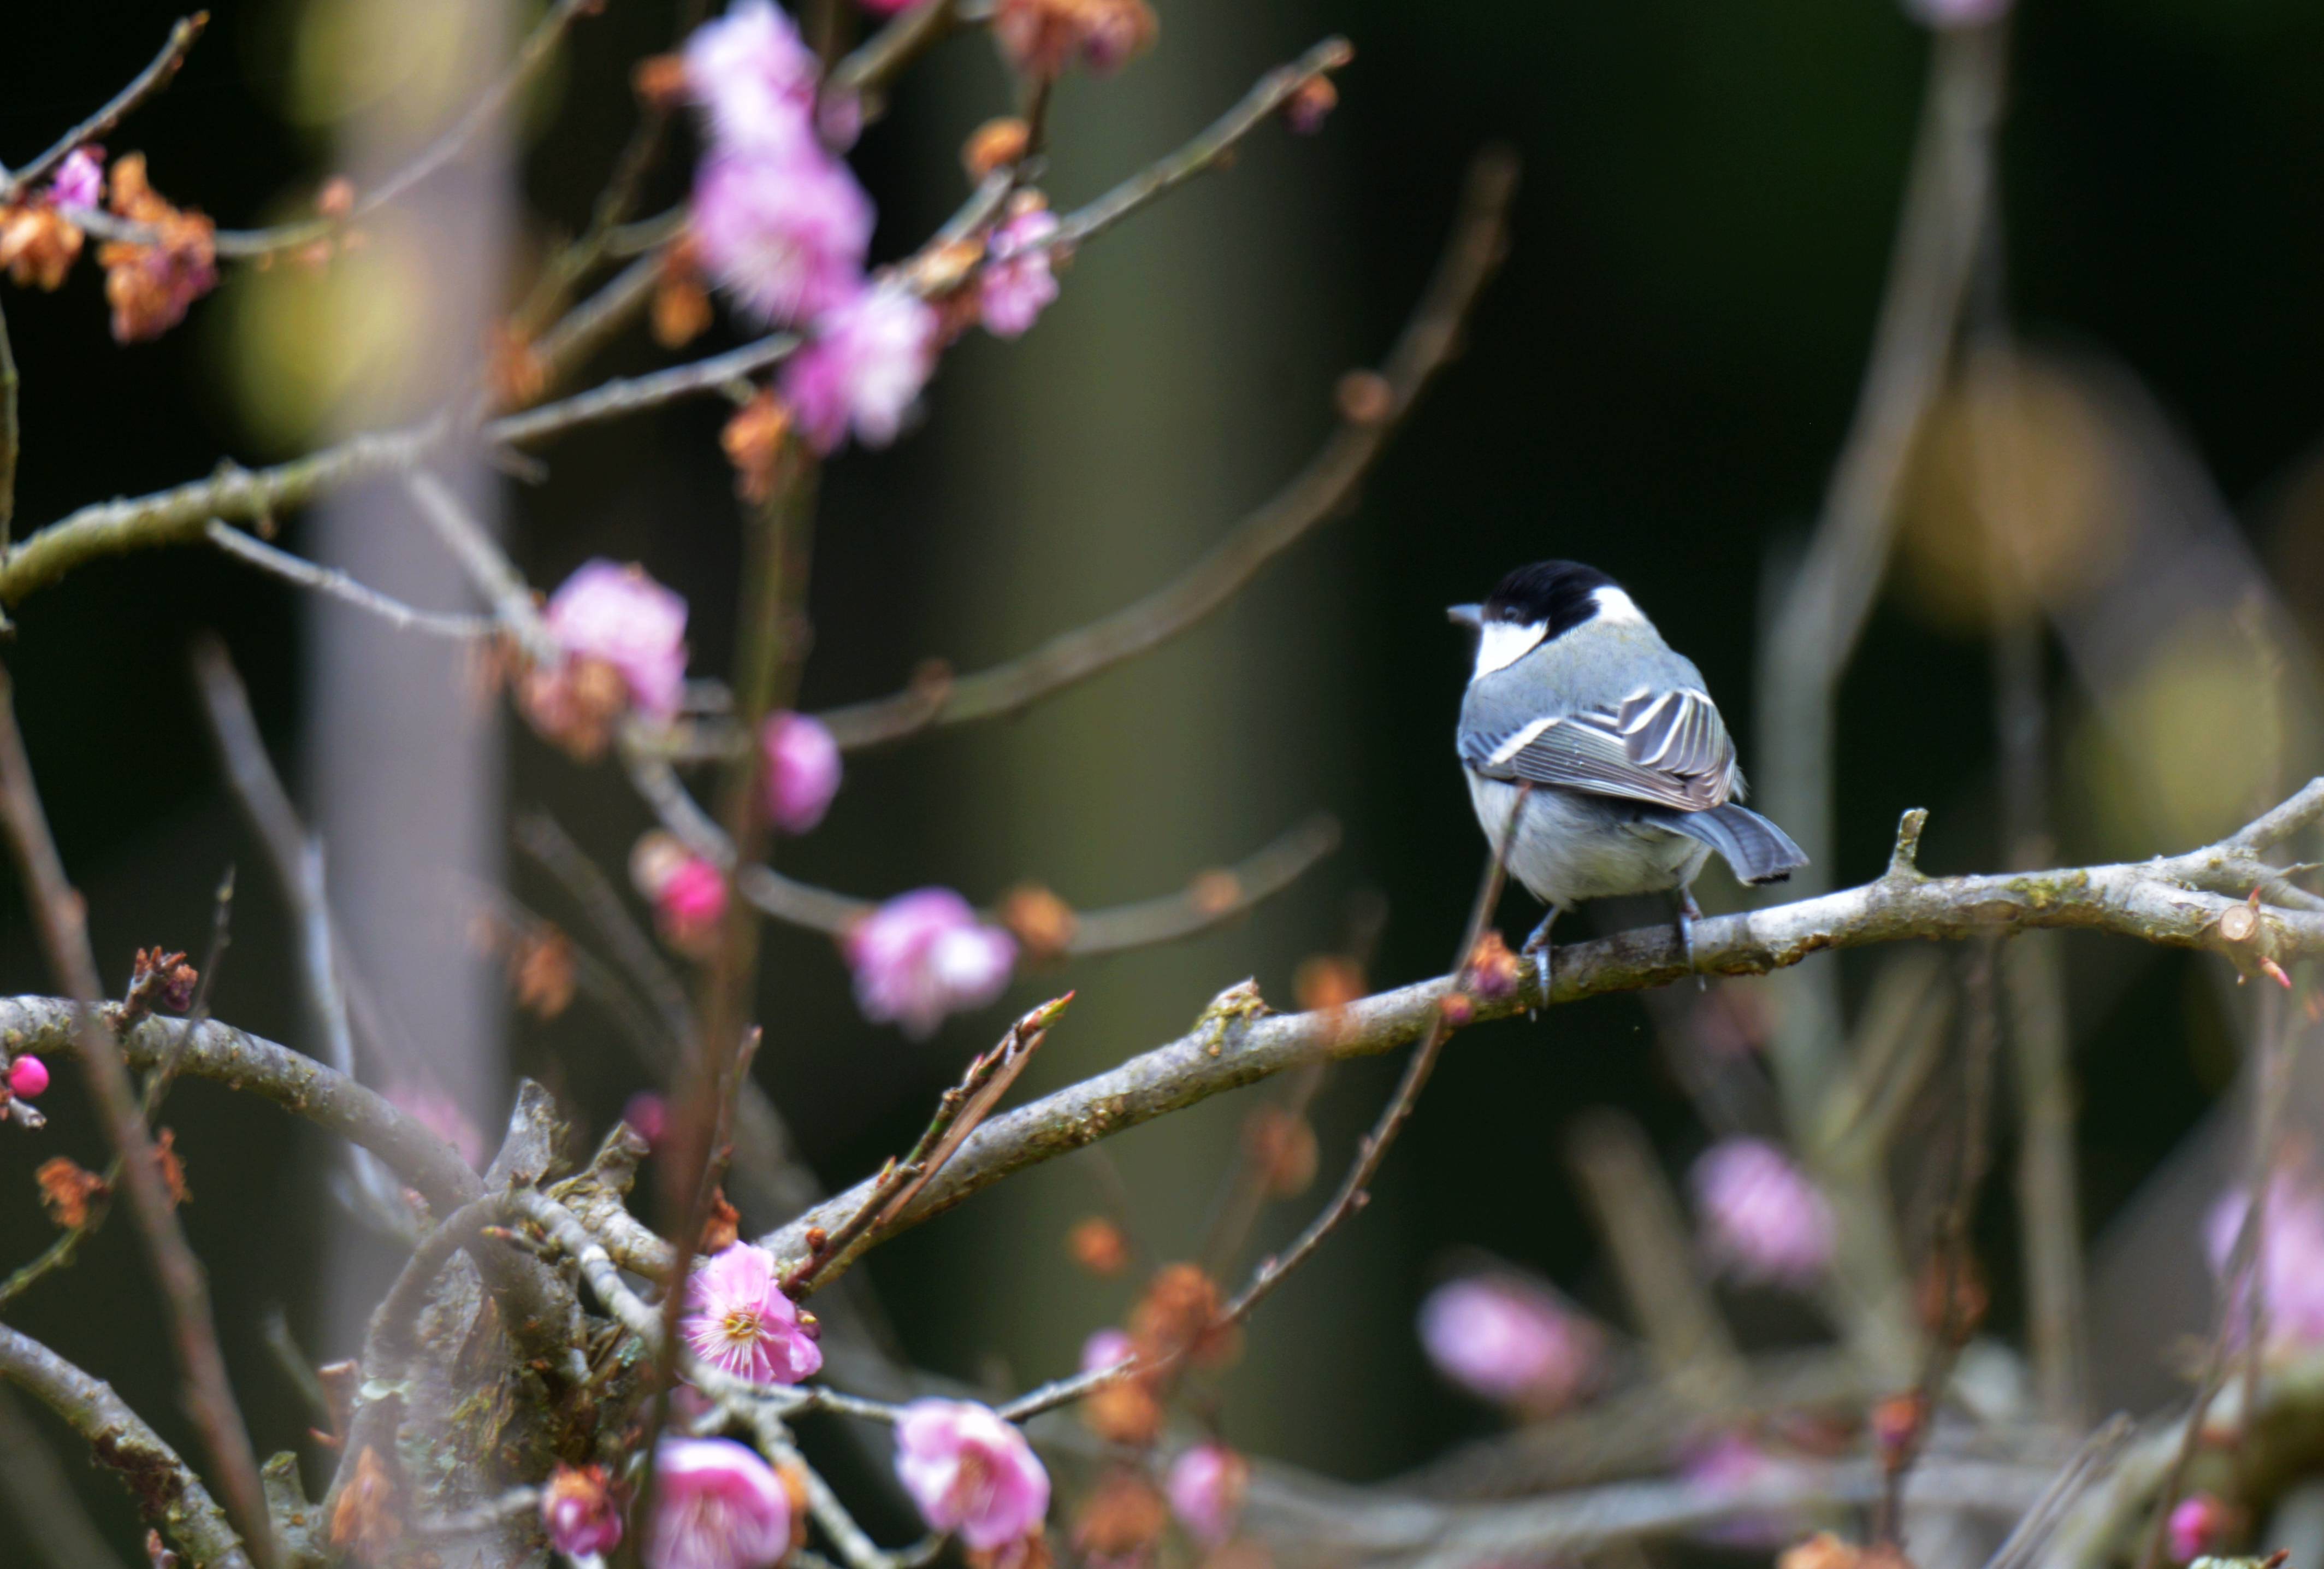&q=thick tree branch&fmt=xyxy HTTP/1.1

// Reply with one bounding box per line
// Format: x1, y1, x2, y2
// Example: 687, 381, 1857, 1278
0, 1325, 252, 1569
756, 787, 2324, 1285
